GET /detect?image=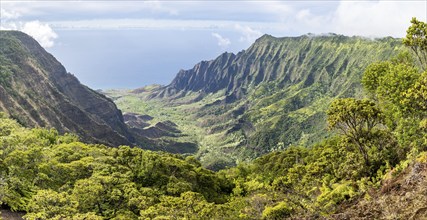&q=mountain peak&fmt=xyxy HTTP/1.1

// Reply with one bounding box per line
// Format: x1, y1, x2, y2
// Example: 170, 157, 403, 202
254, 34, 276, 43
